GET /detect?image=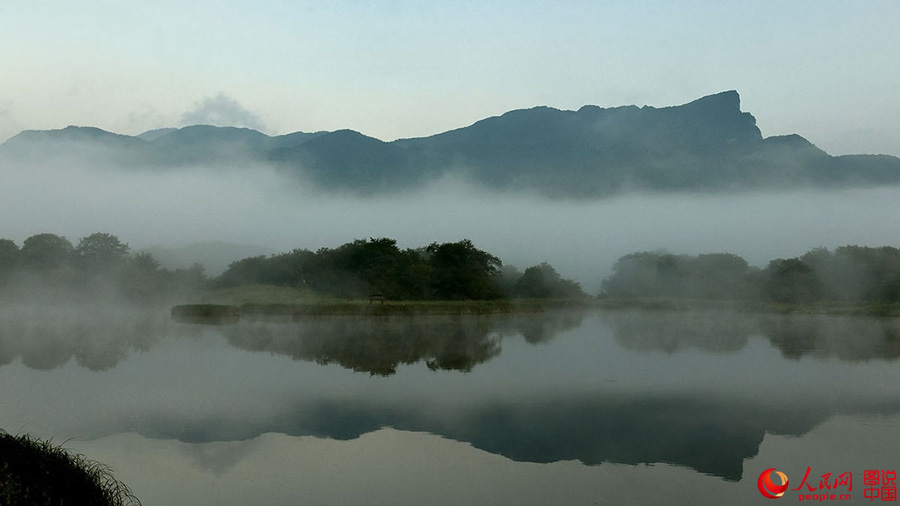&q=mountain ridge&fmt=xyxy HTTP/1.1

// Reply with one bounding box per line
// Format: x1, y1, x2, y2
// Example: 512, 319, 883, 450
3, 91, 899, 197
